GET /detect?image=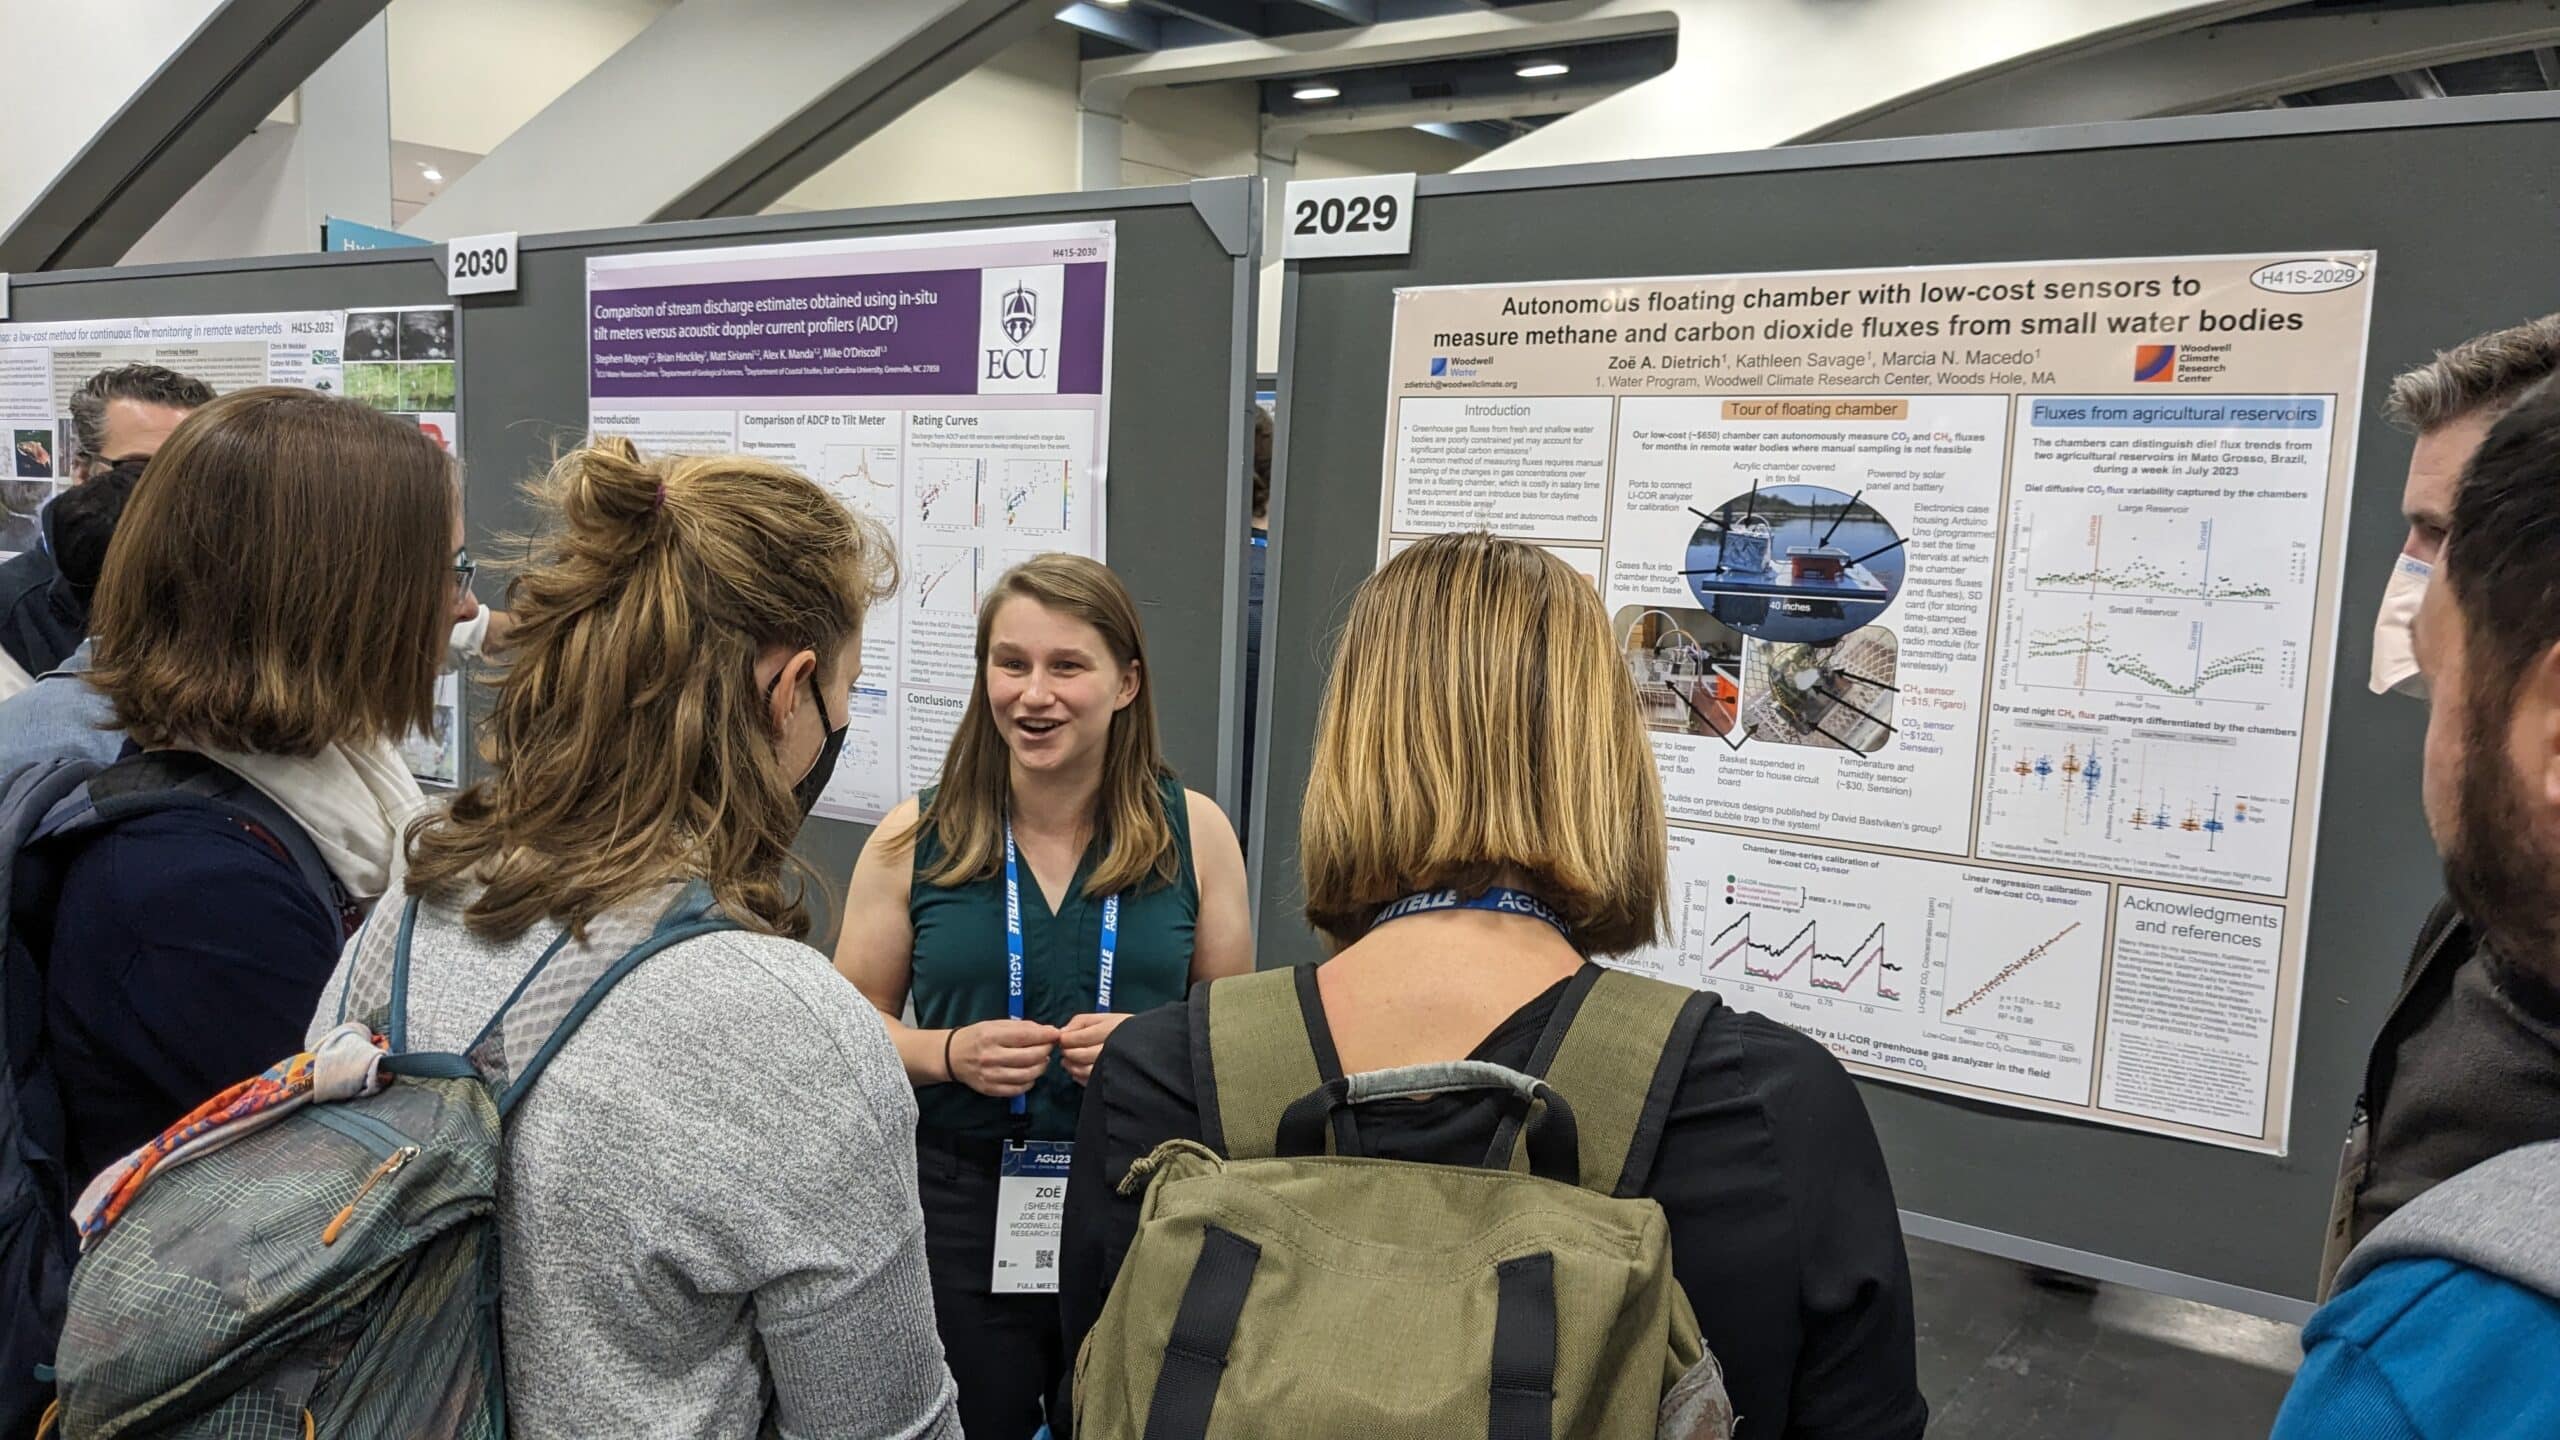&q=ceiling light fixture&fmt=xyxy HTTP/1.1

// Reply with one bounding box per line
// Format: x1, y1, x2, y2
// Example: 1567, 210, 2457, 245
420, 166, 443, 183
1516, 61, 1570, 79
1293, 83, 1342, 101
